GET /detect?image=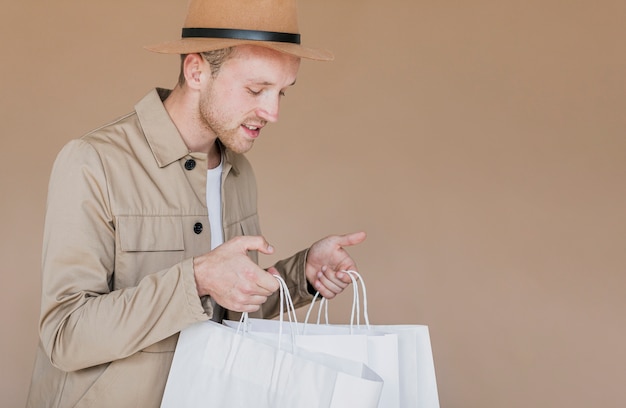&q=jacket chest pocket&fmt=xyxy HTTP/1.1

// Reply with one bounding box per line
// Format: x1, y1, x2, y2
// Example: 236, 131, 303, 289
115, 216, 186, 288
